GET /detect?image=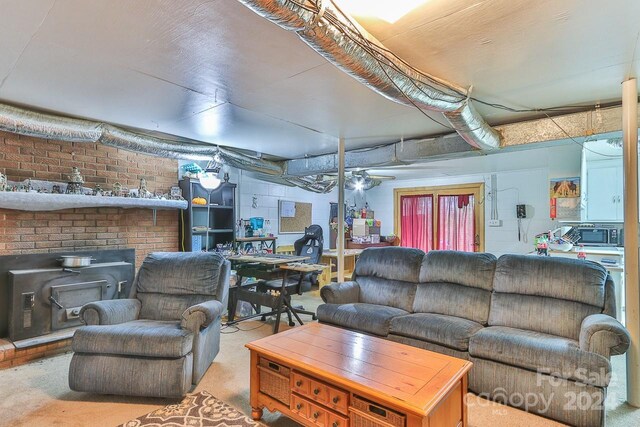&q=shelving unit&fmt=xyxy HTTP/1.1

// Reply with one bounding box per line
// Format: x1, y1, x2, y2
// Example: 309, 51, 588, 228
178, 178, 236, 252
